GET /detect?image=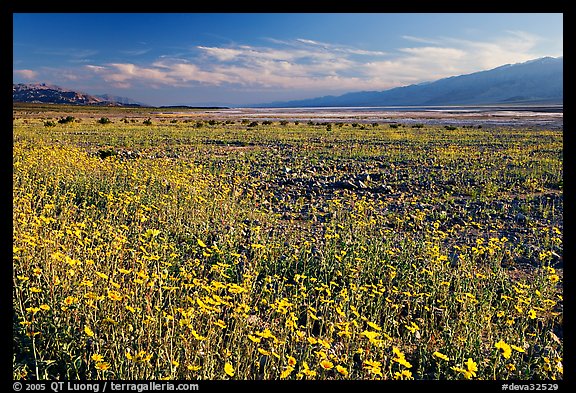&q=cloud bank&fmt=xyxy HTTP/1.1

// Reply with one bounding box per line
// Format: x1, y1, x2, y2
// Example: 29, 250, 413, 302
17, 31, 560, 100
